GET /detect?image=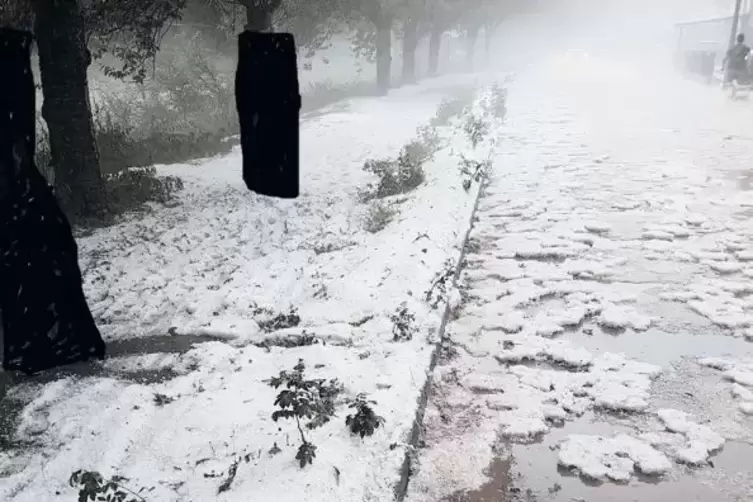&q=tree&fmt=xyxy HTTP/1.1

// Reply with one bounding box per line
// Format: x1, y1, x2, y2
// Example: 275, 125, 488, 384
183, 0, 343, 57
425, 0, 458, 76
0, 26, 106, 375
458, 0, 524, 69
23, 0, 185, 221
237, 0, 283, 31
273, 0, 344, 56
32, 0, 105, 220
347, 0, 402, 94
394, 0, 426, 84
85, 0, 188, 83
